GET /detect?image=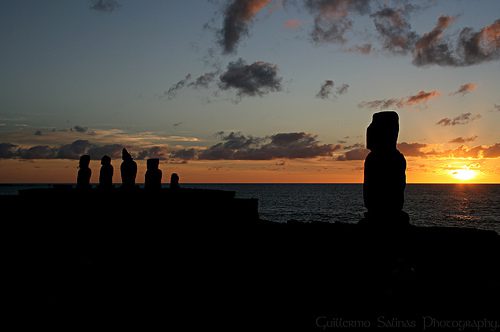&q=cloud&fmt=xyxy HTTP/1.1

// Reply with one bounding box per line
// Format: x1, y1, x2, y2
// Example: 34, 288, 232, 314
371, 7, 418, 54
413, 19, 500, 66
218, 58, 282, 98
450, 83, 477, 96
89, 0, 121, 13
170, 148, 197, 160
218, 0, 271, 54
315, 80, 349, 99
494, 104, 500, 112
443, 143, 500, 159
72, 125, 88, 133
337, 148, 369, 161
336, 83, 349, 95
405, 90, 440, 106
19, 145, 56, 159
436, 113, 482, 126
449, 136, 478, 144
137, 146, 170, 160
56, 140, 92, 159
358, 89, 440, 110
304, 0, 371, 44
0, 143, 18, 158
198, 131, 340, 160
87, 144, 123, 159
316, 80, 334, 99
164, 74, 192, 99
413, 15, 456, 66
188, 71, 219, 89
345, 43, 372, 54
284, 19, 301, 29
397, 142, 427, 156
34, 130, 42, 136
